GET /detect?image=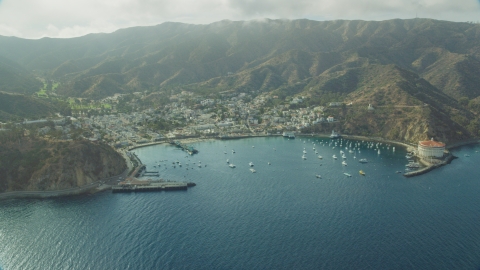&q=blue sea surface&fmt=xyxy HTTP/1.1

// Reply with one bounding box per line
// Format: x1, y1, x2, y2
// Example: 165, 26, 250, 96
1, 137, 480, 269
